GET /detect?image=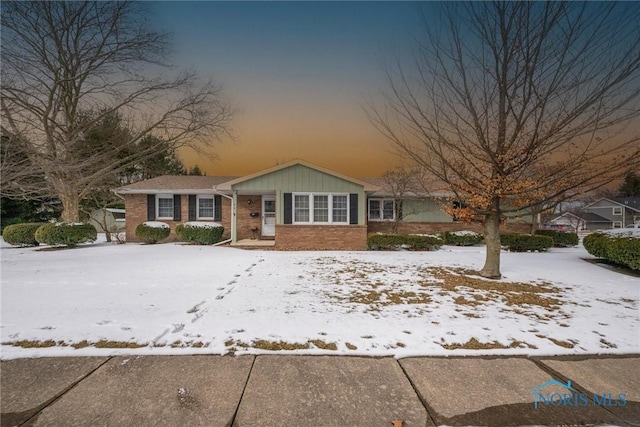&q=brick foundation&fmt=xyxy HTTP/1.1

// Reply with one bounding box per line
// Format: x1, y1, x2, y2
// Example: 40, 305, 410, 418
124, 194, 231, 243
275, 224, 368, 250
366, 221, 532, 235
